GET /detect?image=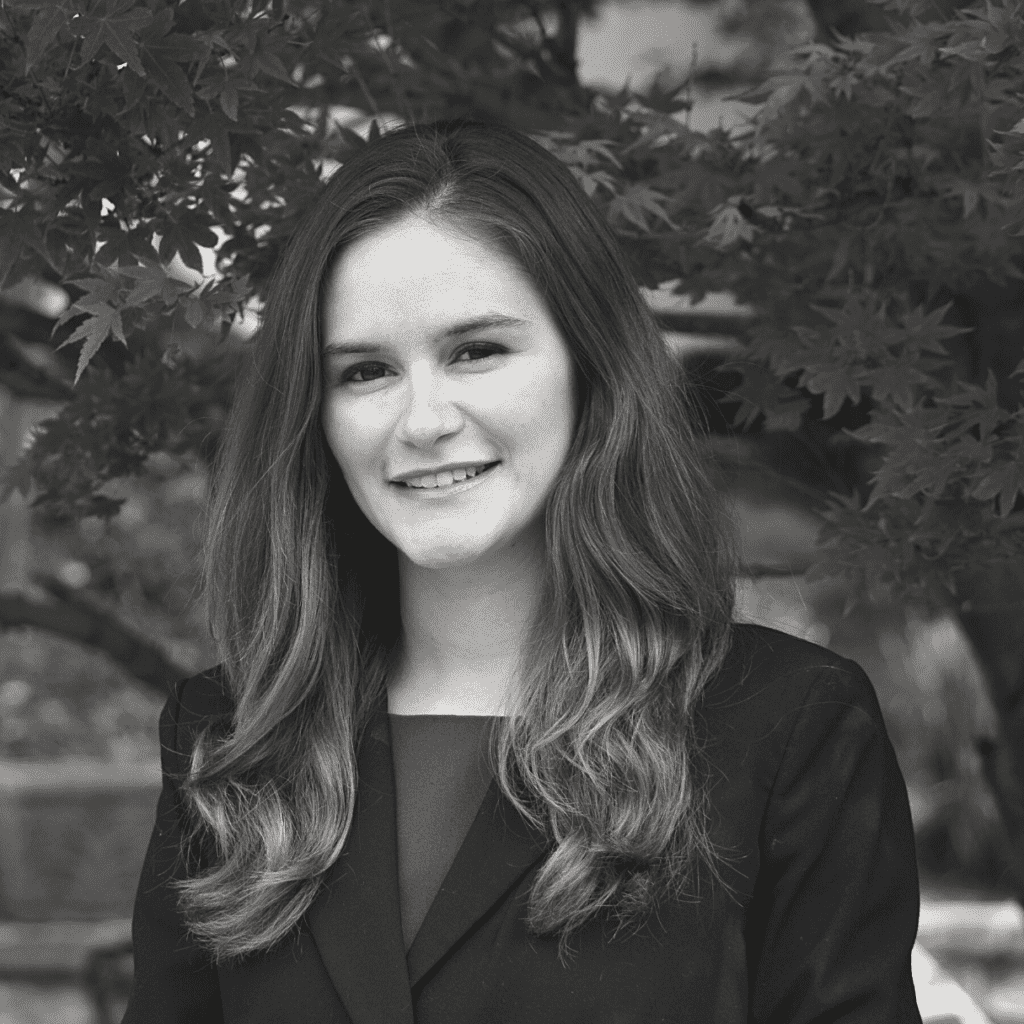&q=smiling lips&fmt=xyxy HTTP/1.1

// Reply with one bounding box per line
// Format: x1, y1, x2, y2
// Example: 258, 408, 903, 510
396, 462, 499, 490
